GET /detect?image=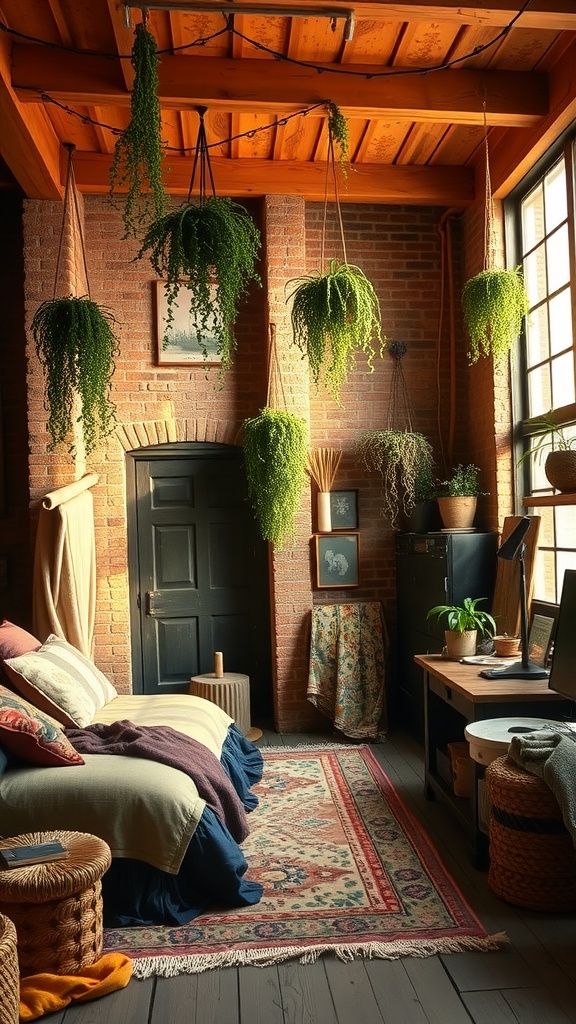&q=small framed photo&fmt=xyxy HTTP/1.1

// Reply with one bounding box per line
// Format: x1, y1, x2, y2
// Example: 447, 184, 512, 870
314, 533, 360, 589
329, 490, 358, 530
154, 280, 222, 366
528, 613, 555, 667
